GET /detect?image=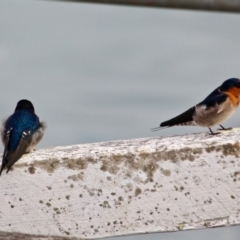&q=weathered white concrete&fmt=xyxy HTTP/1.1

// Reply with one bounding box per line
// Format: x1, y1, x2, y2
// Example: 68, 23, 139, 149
0, 129, 240, 239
